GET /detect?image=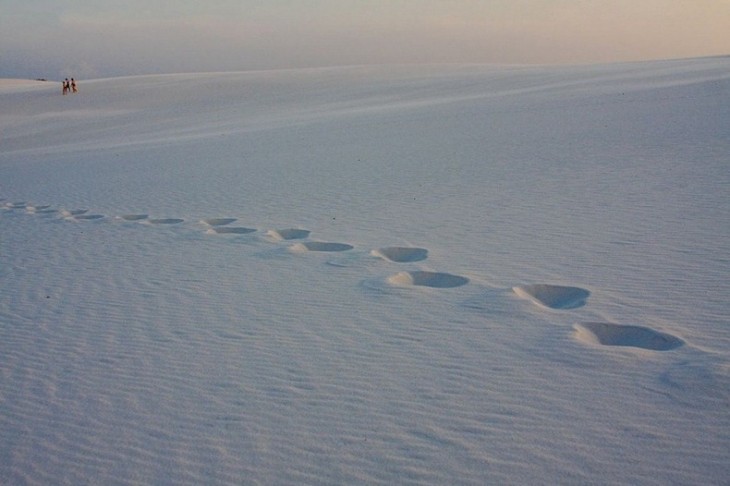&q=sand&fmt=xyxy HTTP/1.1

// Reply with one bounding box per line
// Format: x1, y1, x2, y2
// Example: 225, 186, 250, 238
1, 57, 729, 484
